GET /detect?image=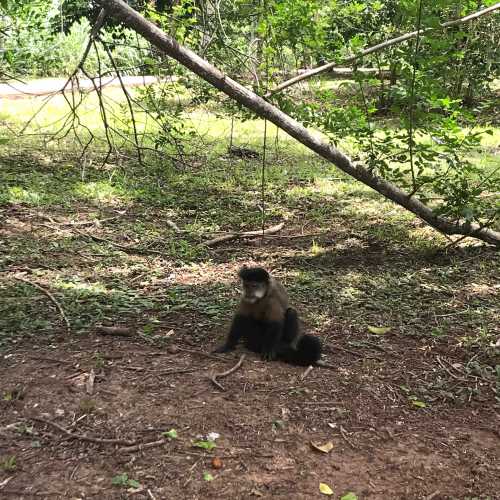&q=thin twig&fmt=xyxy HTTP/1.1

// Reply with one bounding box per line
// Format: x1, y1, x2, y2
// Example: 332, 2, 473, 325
339, 425, 356, 449
425, 490, 441, 500
203, 222, 285, 247
155, 368, 200, 377
147, 489, 158, 500
210, 354, 246, 391
119, 439, 166, 453
14, 276, 71, 333
300, 365, 314, 380
32, 417, 136, 446
436, 356, 466, 381
99, 37, 144, 166
75, 229, 166, 256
